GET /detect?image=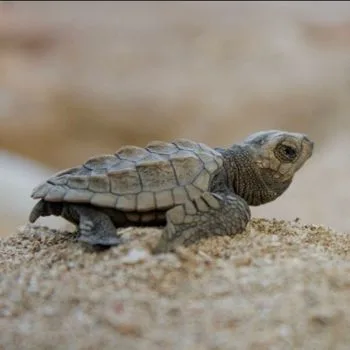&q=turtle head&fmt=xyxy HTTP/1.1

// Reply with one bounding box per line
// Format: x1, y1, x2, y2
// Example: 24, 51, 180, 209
243, 129, 314, 180
228, 130, 314, 206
